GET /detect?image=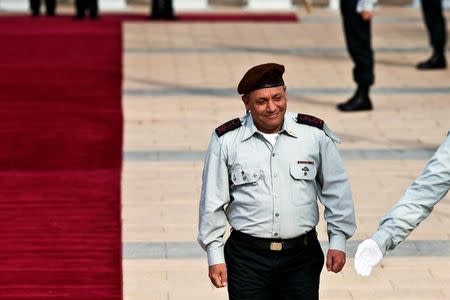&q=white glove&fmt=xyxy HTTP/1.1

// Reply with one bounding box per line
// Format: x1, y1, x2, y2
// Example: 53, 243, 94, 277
354, 239, 383, 276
